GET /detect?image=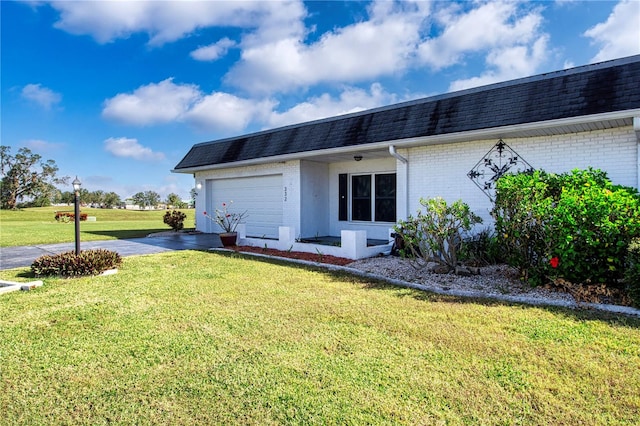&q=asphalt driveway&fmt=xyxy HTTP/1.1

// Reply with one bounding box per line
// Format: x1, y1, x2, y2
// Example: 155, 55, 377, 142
0, 233, 223, 270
